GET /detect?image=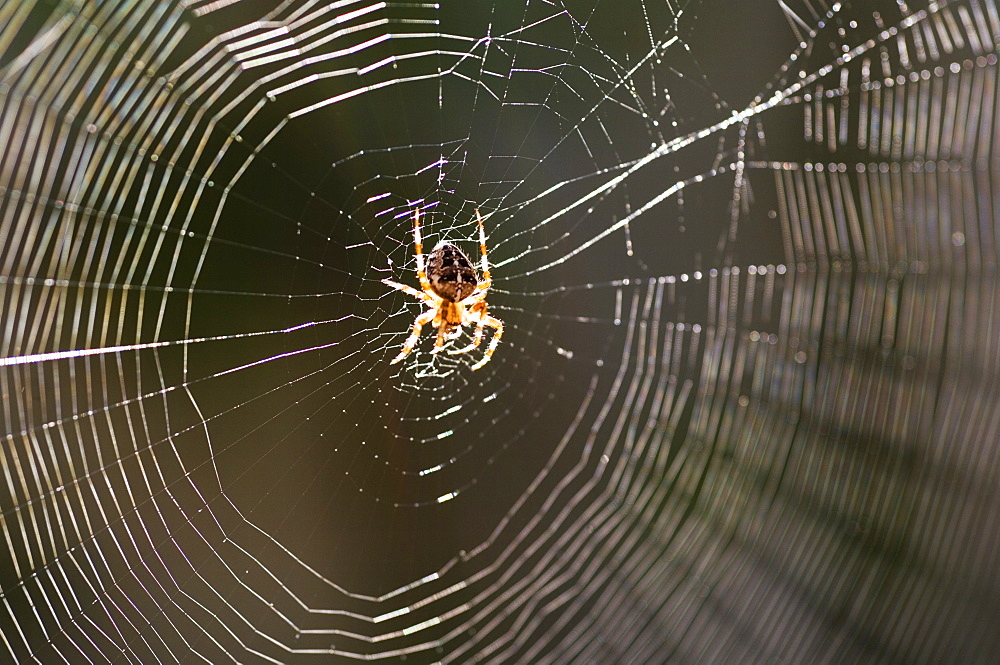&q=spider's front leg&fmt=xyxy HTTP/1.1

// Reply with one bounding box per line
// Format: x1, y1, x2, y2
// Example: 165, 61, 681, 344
391, 308, 435, 364
447, 323, 485, 356
448, 301, 488, 356
470, 315, 504, 370
431, 322, 460, 354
